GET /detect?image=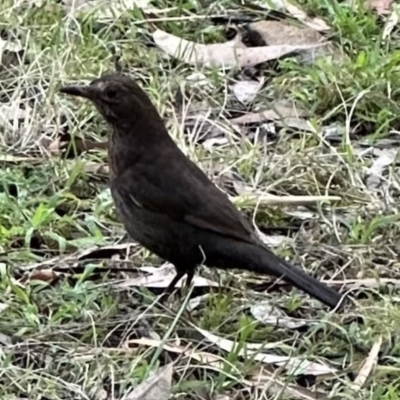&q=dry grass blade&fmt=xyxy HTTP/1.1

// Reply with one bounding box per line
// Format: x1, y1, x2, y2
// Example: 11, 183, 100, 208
195, 327, 337, 376
325, 278, 400, 289
245, 368, 330, 400
231, 194, 341, 205
353, 336, 382, 389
